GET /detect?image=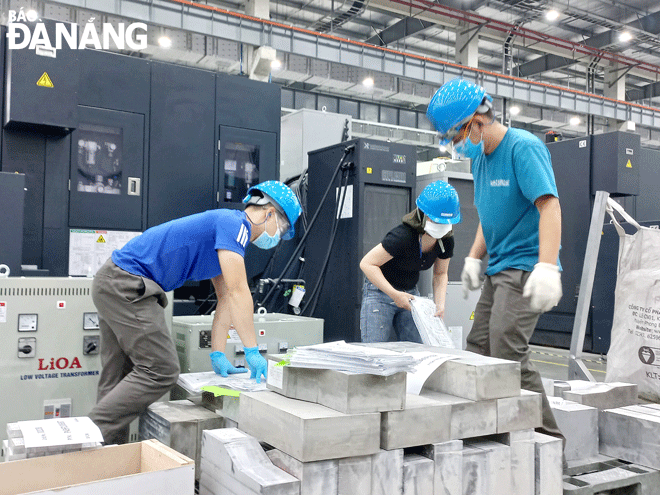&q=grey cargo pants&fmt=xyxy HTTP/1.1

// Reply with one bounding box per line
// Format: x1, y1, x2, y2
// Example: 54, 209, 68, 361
89, 258, 180, 444
466, 269, 565, 445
